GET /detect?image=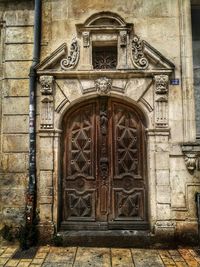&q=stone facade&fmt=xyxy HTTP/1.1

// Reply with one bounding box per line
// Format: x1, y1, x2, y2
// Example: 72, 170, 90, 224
0, 0, 200, 245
